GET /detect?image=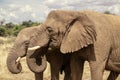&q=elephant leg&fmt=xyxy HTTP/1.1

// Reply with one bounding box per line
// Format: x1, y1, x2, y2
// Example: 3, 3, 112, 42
49, 55, 63, 80
70, 55, 85, 80
46, 51, 63, 80
63, 65, 71, 80
50, 63, 61, 80
88, 43, 111, 80
107, 71, 119, 80
35, 73, 43, 80
89, 61, 106, 80
34, 56, 44, 80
